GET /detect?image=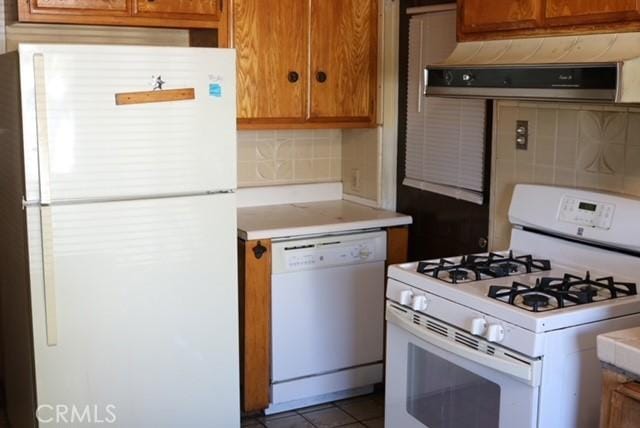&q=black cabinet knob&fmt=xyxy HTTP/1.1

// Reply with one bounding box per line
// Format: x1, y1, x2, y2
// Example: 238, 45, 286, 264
316, 71, 327, 83
288, 71, 299, 83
